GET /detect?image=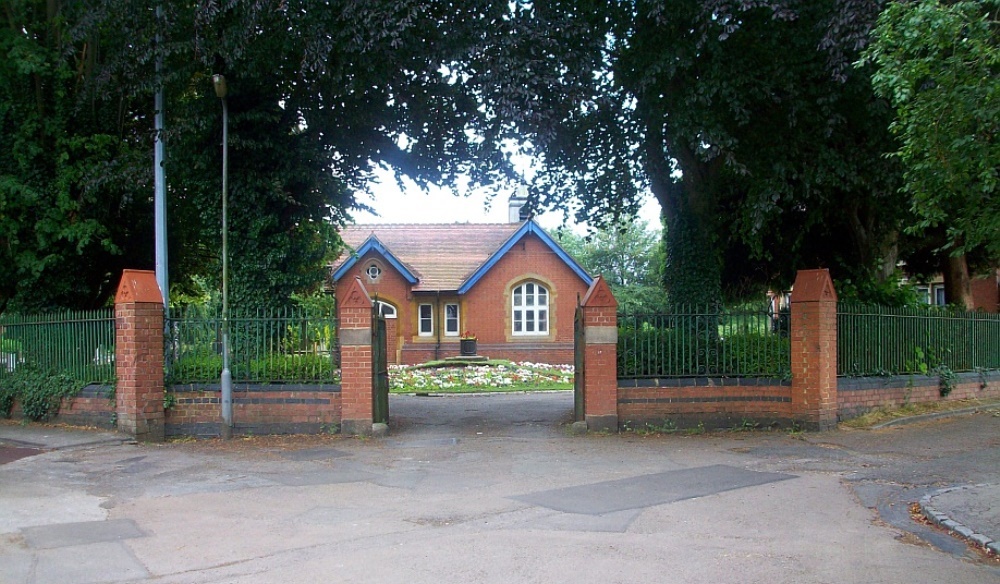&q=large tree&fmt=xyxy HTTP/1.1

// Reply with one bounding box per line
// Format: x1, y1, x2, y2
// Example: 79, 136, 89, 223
3, 1, 915, 311
1, 1, 519, 311
0, 0, 160, 311
862, 0, 1000, 308
463, 0, 905, 305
